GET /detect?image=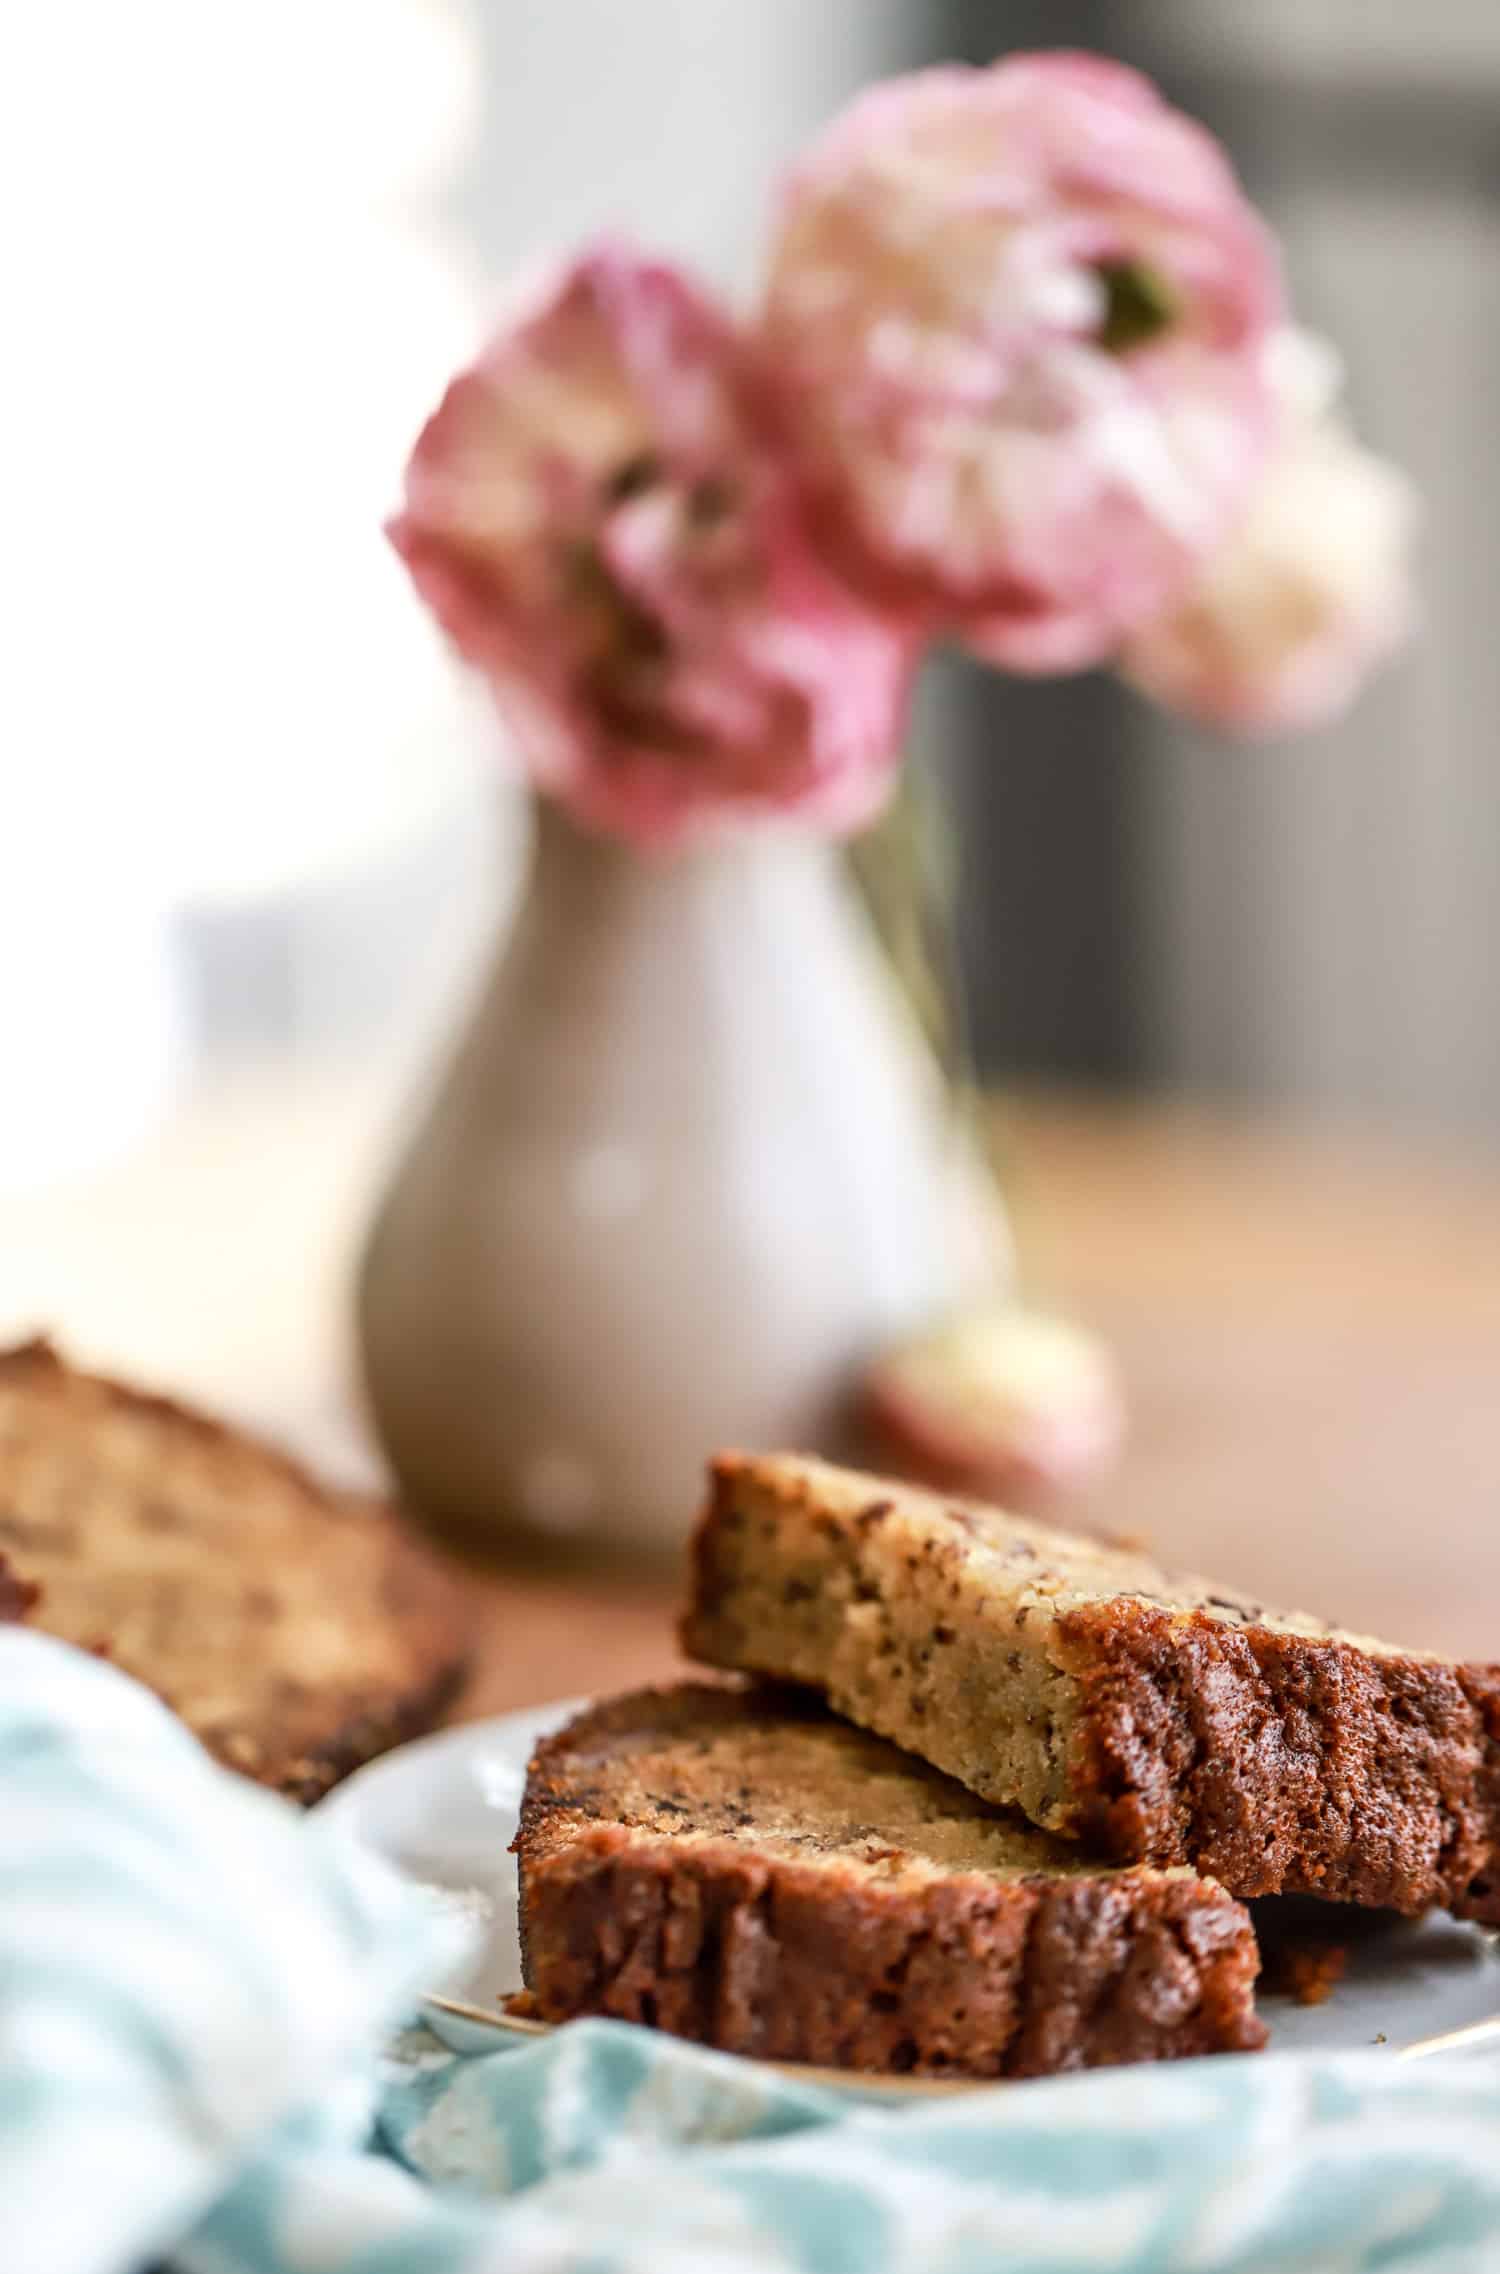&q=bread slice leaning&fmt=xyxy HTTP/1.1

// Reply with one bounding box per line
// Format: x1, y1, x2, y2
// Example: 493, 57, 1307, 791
683, 1453, 1500, 1918
0, 1338, 468, 1799
512, 1681, 1265, 2079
